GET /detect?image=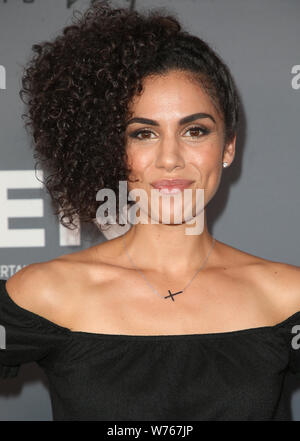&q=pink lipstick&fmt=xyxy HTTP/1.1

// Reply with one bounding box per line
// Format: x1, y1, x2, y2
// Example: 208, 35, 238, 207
150, 179, 194, 194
